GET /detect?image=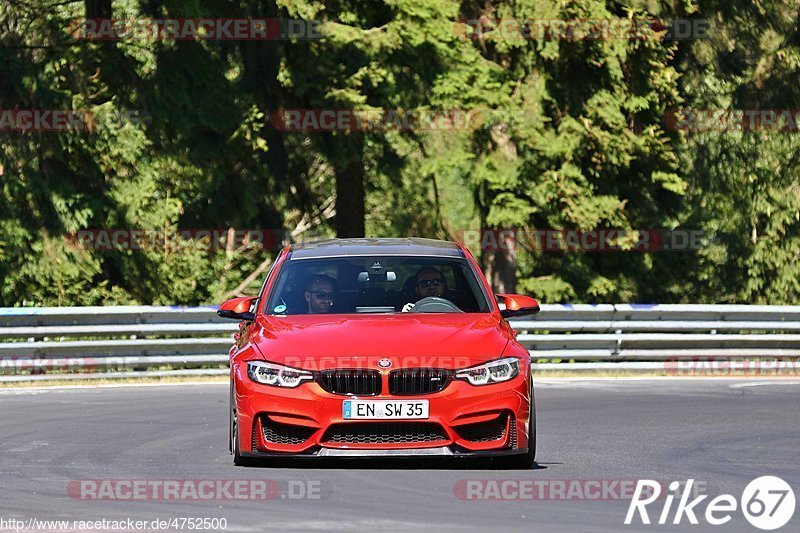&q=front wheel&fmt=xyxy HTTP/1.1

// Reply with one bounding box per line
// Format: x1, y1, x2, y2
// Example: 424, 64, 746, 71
502, 383, 536, 469
231, 391, 252, 467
